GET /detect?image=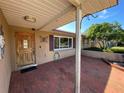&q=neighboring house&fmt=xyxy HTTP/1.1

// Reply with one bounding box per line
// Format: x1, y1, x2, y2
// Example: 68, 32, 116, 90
81, 35, 95, 49
81, 35, 104, 49
82, 35, 89, 49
